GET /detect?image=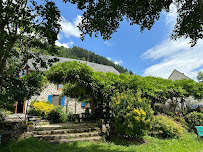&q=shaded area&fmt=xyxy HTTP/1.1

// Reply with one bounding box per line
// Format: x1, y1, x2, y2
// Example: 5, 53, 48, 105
106, 135, 148, 146
0, 137, 136, 152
